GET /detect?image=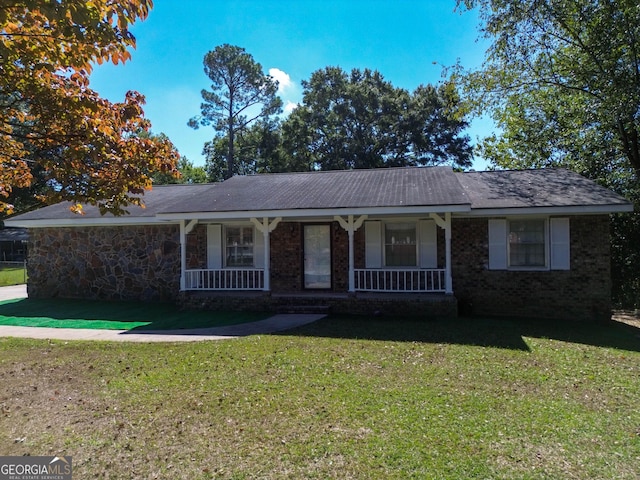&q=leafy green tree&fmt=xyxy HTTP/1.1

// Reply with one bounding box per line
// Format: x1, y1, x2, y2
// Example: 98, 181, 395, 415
455, 0, 639, 177
456, 0, 640, 307
188, 44, 282, 180
281, 67, 472, 171
204, 118, 286, 182
154, 157, 208, 185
